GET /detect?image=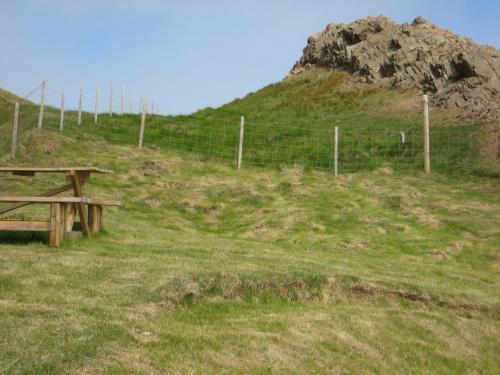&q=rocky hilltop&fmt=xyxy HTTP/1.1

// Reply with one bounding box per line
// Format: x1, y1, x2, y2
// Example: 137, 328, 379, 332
290, 16, 500, 122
